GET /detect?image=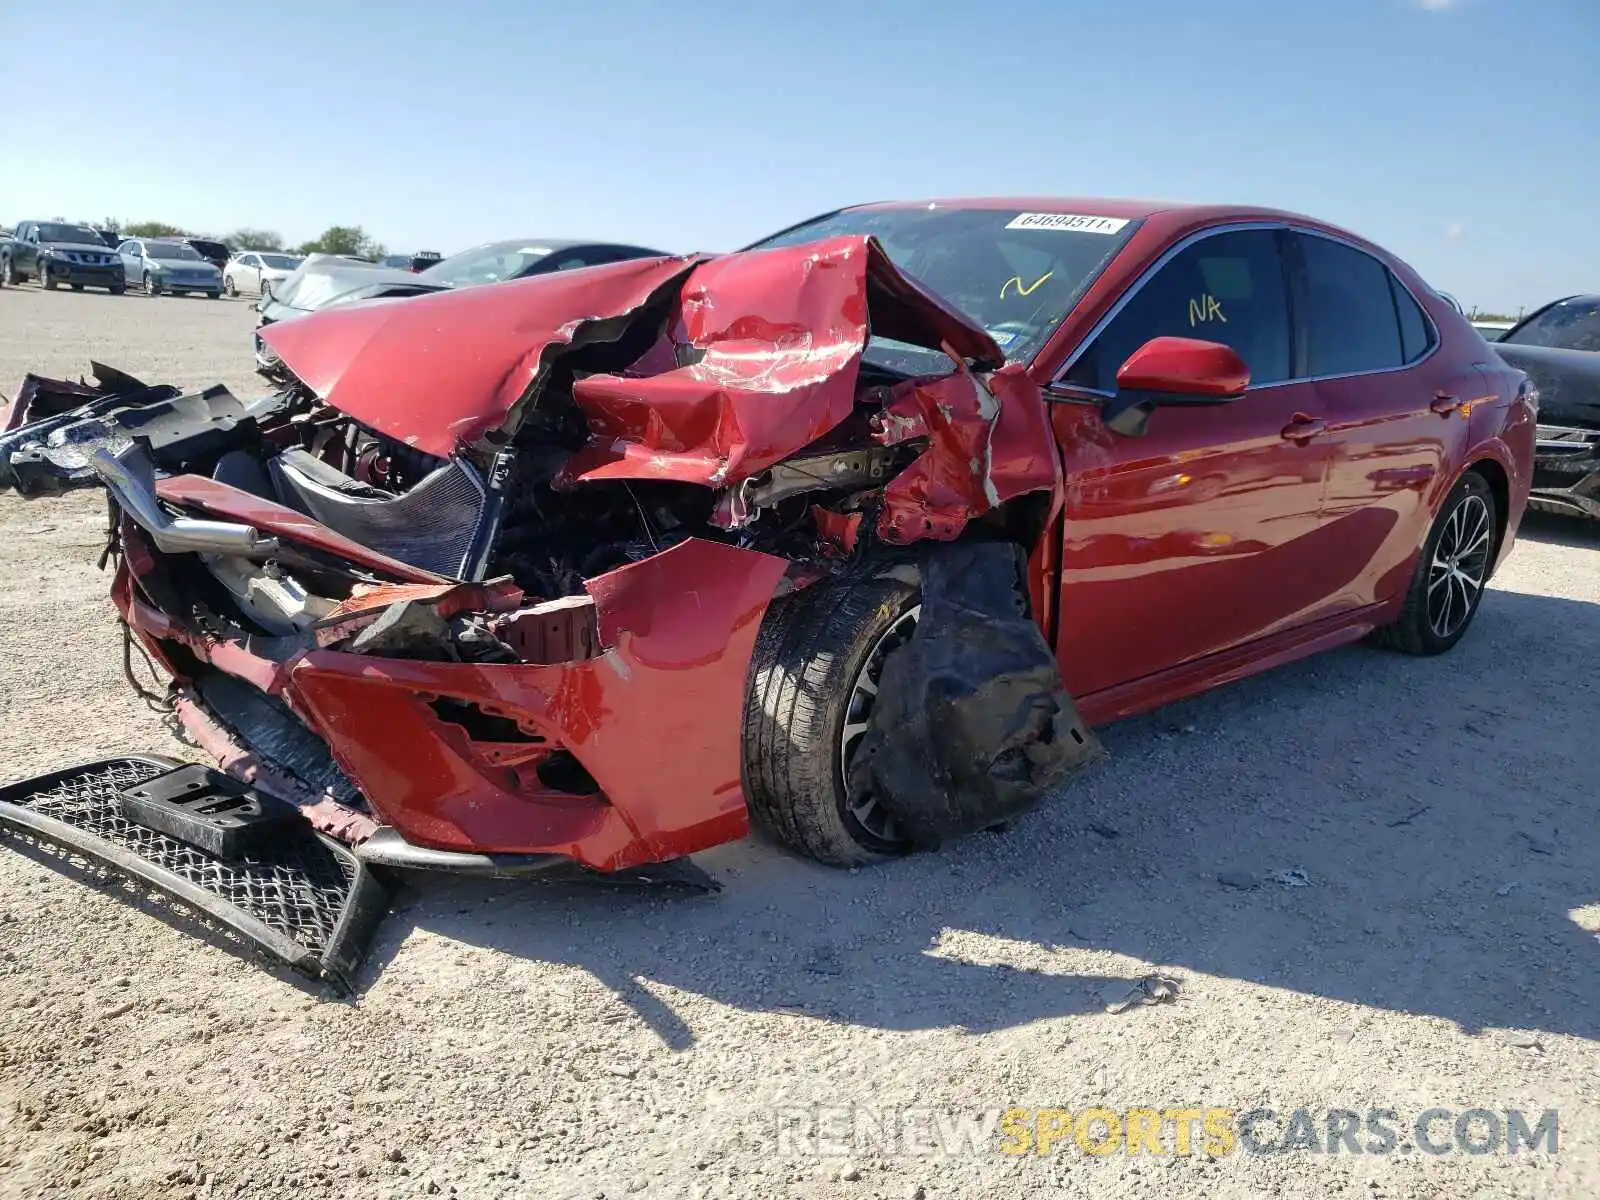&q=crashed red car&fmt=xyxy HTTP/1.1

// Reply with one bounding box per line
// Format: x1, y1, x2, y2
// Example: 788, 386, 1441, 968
3, 199, 1536, 890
